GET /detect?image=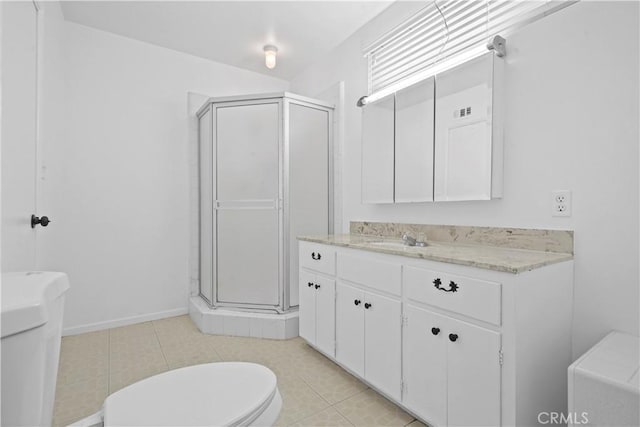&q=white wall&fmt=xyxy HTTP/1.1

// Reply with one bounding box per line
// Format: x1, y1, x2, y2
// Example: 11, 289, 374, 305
290, 1, 639, 358
38, 3, 289, 334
